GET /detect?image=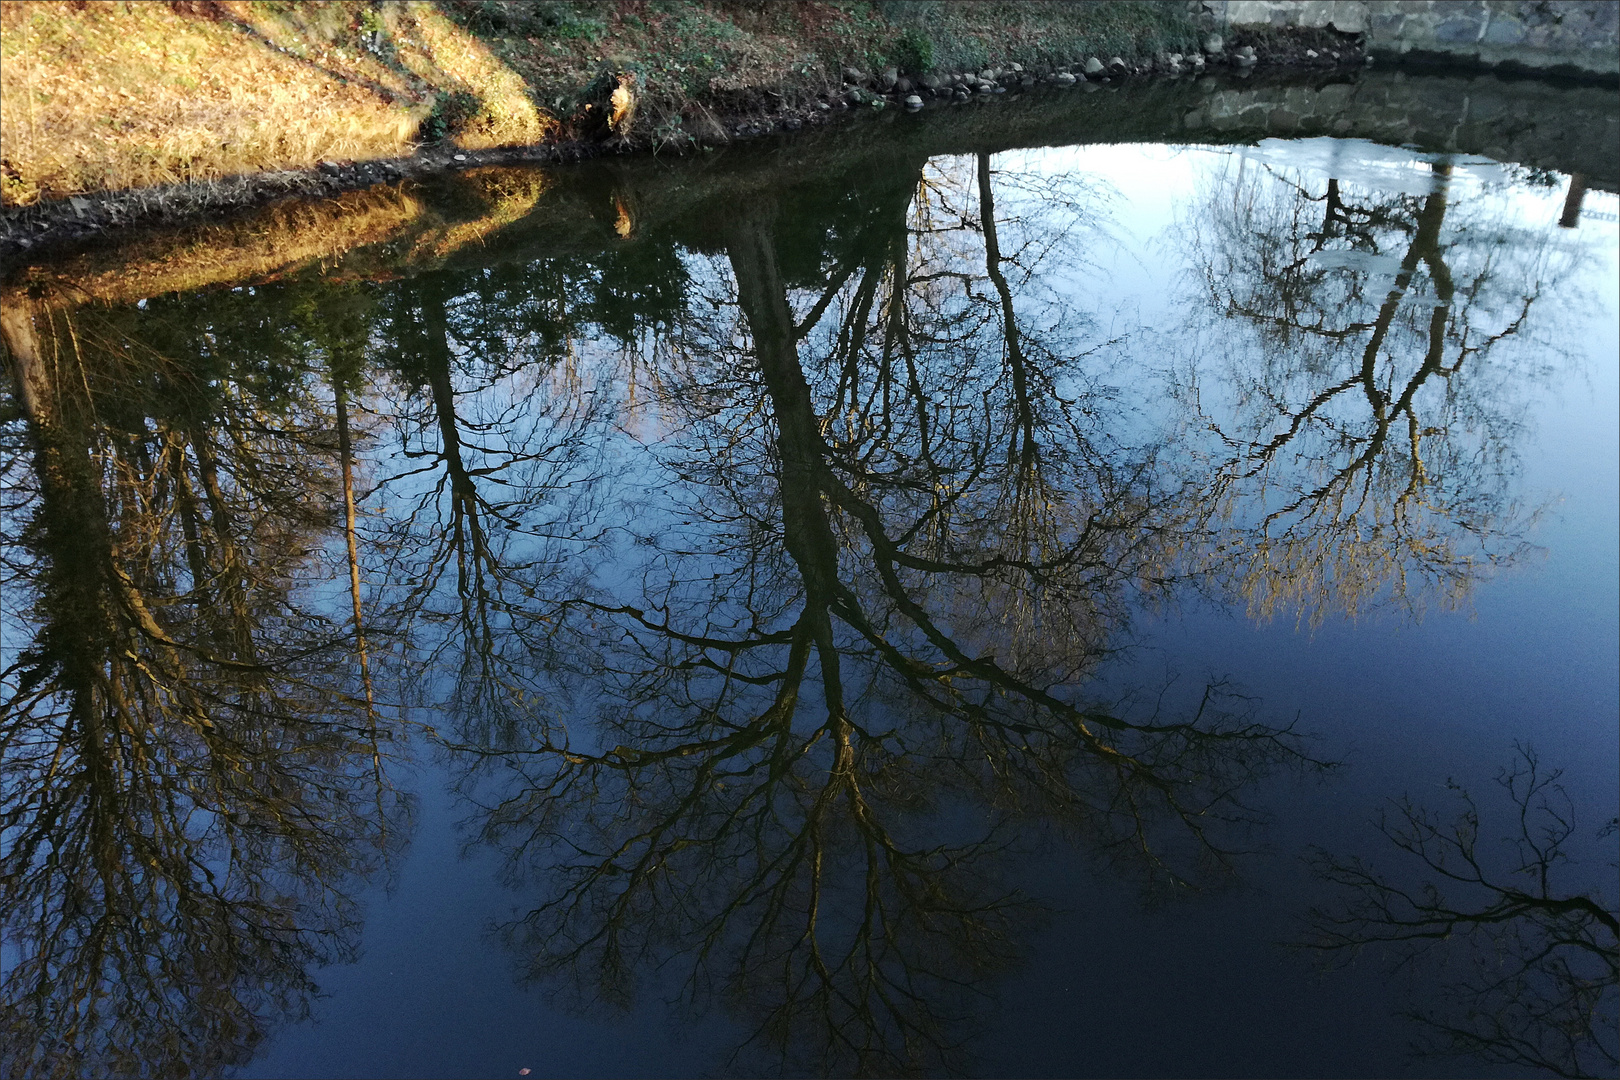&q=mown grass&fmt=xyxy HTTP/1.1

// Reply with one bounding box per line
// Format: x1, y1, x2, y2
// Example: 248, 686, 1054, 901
2, 1, 1200, 208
